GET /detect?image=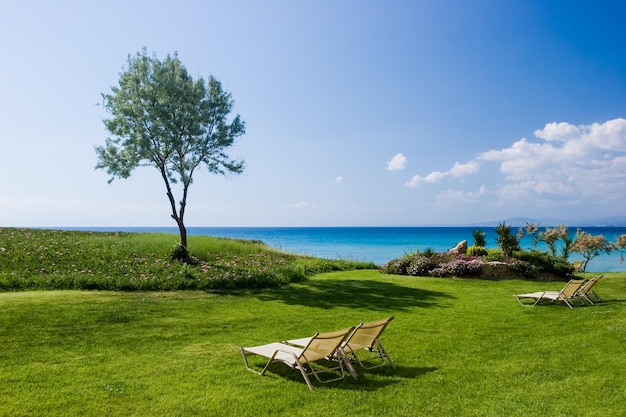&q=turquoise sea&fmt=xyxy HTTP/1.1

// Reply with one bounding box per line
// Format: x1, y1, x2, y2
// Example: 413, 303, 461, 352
63, 226, 626, 273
